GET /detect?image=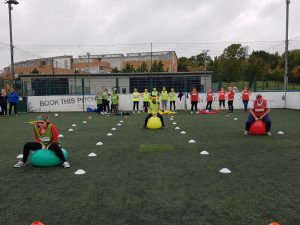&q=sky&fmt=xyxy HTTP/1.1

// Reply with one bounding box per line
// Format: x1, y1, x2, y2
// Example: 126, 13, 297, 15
0, 0, 300, 66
